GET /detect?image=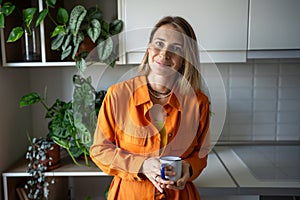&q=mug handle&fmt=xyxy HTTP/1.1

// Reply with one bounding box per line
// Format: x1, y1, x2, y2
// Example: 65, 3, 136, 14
160, 163, 167, 180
